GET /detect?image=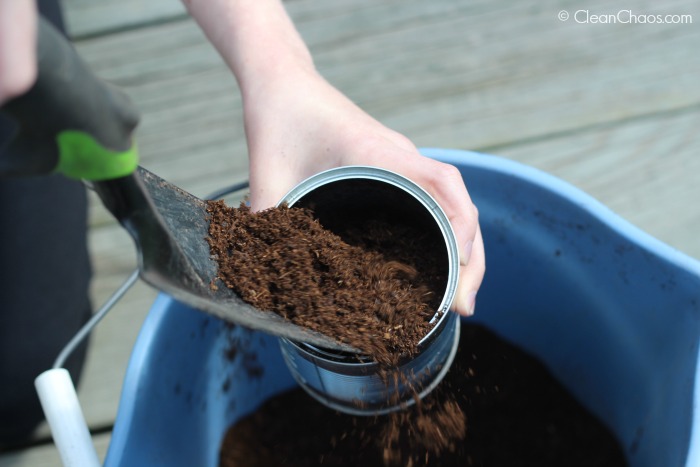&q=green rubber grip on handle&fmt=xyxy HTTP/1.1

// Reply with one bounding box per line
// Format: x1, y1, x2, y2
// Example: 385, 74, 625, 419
0, 17, 140, 180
